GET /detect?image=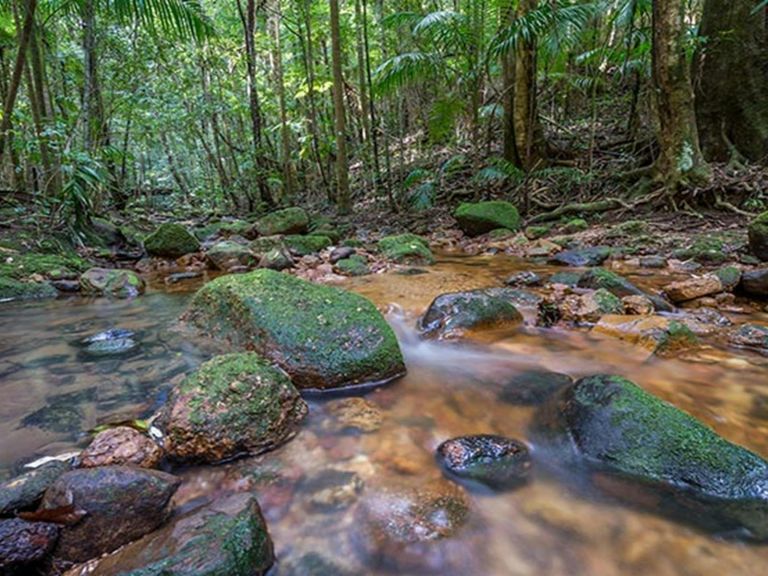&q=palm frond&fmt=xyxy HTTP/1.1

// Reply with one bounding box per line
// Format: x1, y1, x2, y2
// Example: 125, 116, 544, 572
373, 51, 443, 93
107, 0, 214, 41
